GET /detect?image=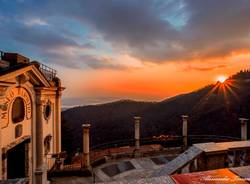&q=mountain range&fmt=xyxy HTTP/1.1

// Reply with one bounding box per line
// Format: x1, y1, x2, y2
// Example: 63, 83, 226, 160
61, 70, 250, 154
